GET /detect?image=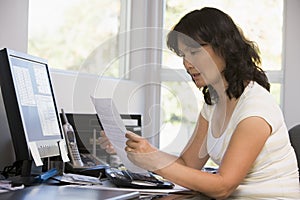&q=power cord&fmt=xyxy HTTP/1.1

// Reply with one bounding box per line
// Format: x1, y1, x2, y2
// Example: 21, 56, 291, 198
1, 161, 22, 179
